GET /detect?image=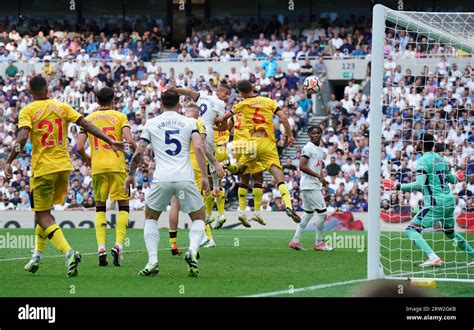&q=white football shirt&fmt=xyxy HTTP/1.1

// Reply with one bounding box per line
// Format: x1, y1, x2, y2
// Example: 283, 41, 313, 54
140, 111, 199, 183
195, 91, 226, 144
300, 141, 325, 190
